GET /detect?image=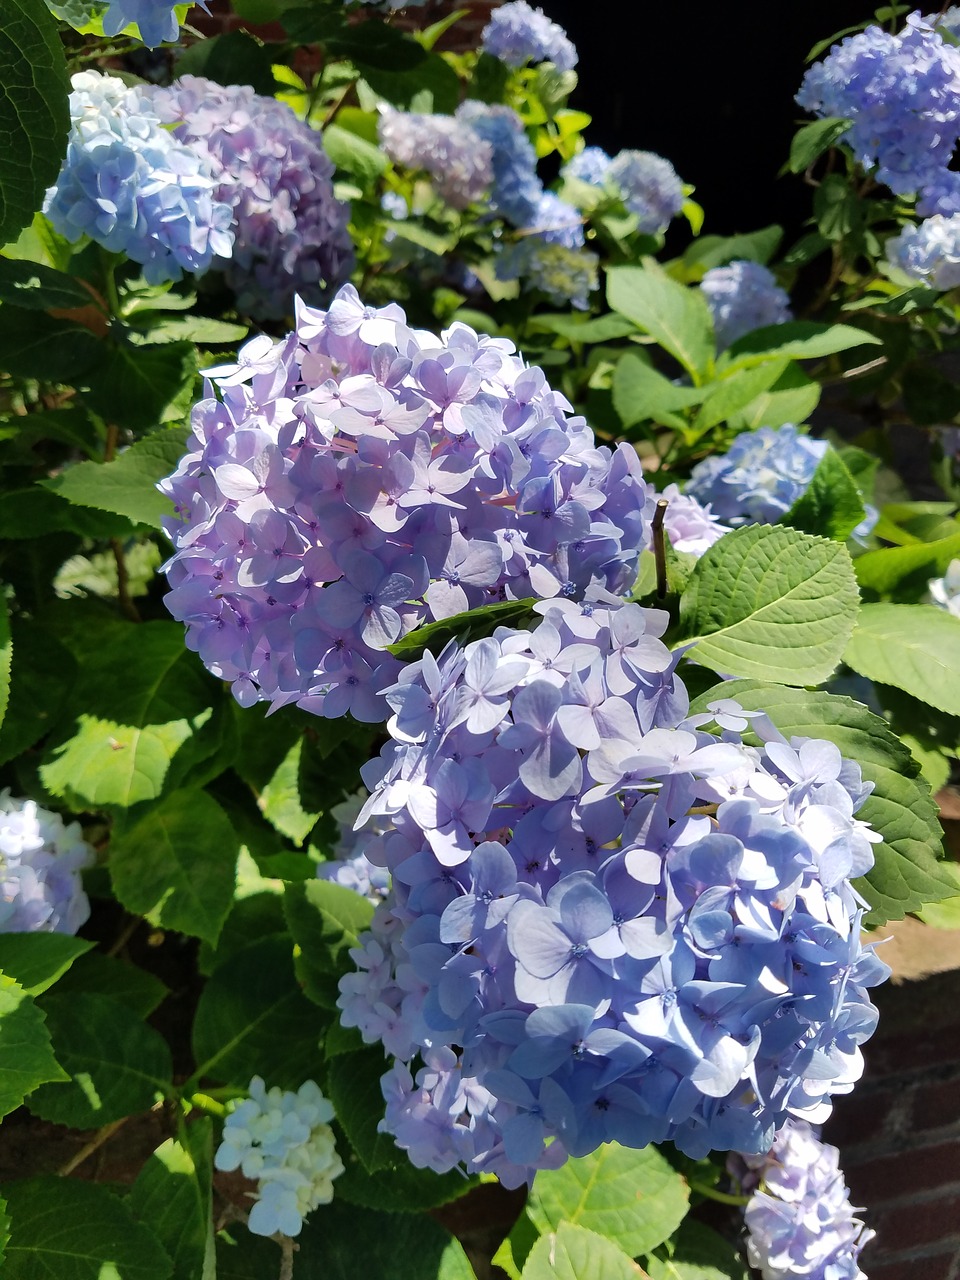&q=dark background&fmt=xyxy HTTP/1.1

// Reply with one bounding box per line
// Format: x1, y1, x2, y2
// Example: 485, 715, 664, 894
543, 3, 875, 239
